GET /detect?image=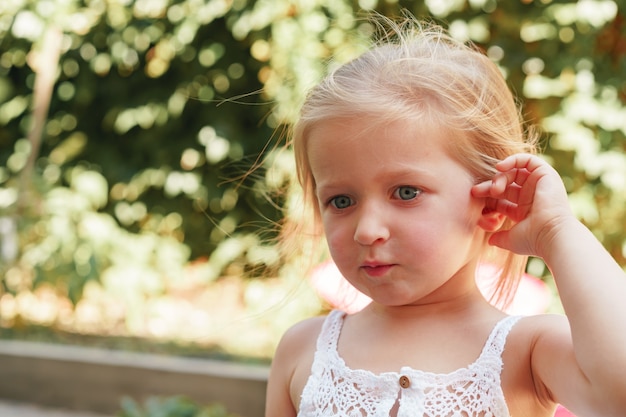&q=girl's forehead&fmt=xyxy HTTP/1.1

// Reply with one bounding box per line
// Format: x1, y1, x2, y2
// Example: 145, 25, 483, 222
307, 118, 454, 165
306, 116, 453, 151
